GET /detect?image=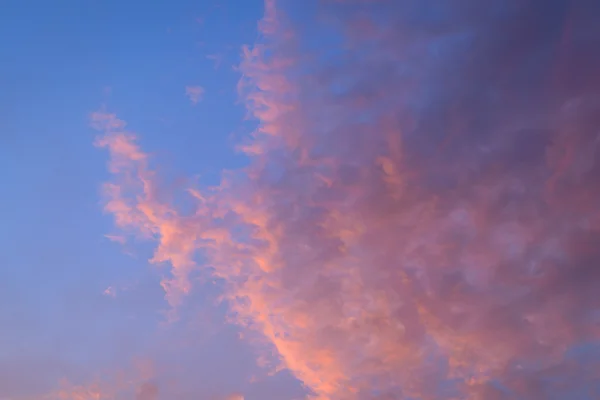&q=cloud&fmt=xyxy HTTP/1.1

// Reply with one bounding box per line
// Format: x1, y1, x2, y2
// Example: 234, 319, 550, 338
103, 286, 116, 298
45, 379, 115, 400
37, 358, 160, 400
206, 54, 223, 70
135, 382, 158, 400
185, 86, 205, 105
95, 0, 600, 399
92, 111, 202, 312
104, 234, 127, 245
